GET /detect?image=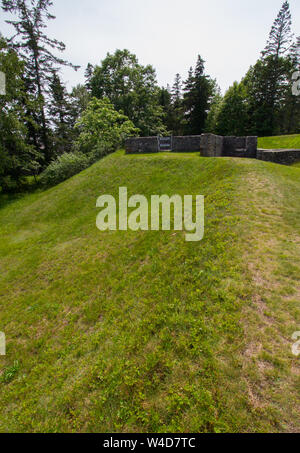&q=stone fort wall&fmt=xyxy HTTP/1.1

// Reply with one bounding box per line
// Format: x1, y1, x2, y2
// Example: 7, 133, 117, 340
125, 137, 159, 154
172, 136, 202, 152
257, 148, 300, 165
125, 133, 258, 158
125, 134, 300, 166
